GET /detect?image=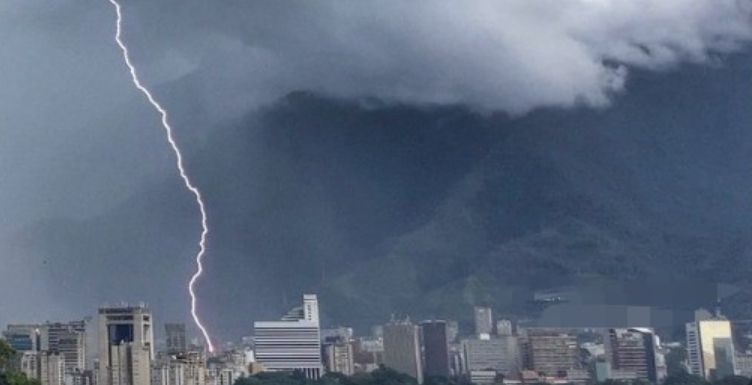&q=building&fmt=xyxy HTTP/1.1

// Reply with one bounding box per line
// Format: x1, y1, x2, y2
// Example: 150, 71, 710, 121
39, 352, 66, 385
19, 351, 41, 380
420, 320, 450, 378
165, 324, 188, 355
602, 328, 658, 382
462, 335, 518, 381
4, 324, 42, 352
42, 320, 88, 375
253, 294, 323, 379
686, 310, 736, 380
496, 320, 513, 337
383, 319, 423, 384
206, 350, 246, 385
16, 351, 65, 385
6, 321, 87, 385
322, 337, 354, 376
321, 328, 354, 342
352, 337, 383, 374
519, 328, 580, 378
97, 303, 154, 385
446, 322, 459, 344
474, 308, 494, 337
152, 352, 207, 385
